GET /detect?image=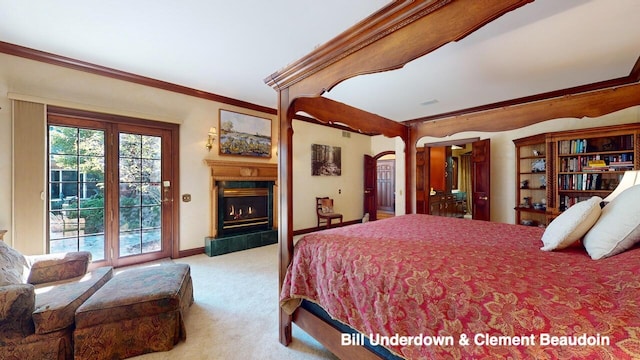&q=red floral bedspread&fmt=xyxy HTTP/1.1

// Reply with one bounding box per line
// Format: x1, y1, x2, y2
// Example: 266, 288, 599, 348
280, 214, 640, 359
